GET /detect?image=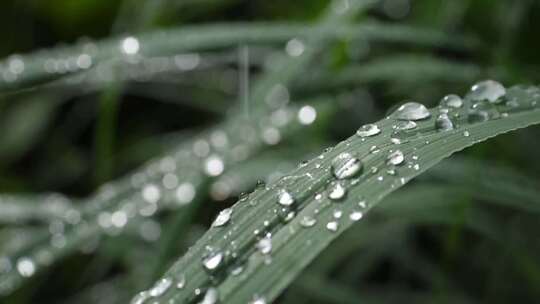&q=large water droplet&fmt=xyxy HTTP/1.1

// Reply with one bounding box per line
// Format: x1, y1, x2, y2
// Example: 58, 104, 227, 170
331, 152, 362, 179
277, 190, 294, 206
212, 208, 232, 227
440, 94, 463, 108
394, 102, 431, 121
469, 80, 506, 103
386, 150, 405, 166
202, 251, 223, 272
435, 113, 454, 131
149, 277, 172, 297
328, 181, 346, 200
356, 124, 381, 137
